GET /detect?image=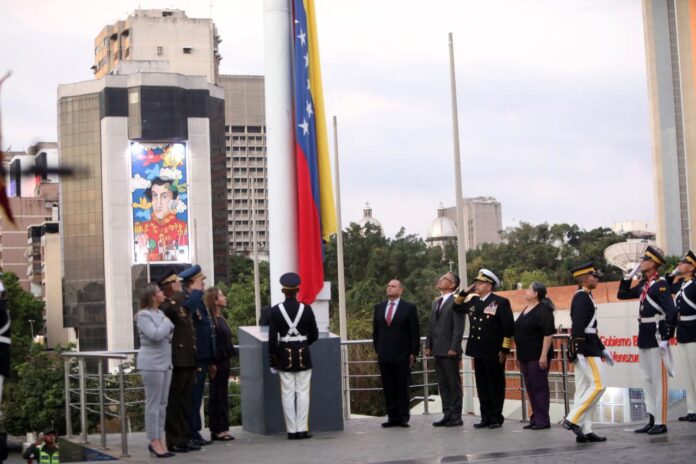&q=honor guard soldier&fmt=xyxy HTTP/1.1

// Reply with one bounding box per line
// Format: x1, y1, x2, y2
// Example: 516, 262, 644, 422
453, 269, 514, 429
669, 250, 696, 422
562, 262, 611, 443
617, 246, 677, 434
268, 273, 319, 440
158, 269, 200, 452
180, 265, 216, 446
